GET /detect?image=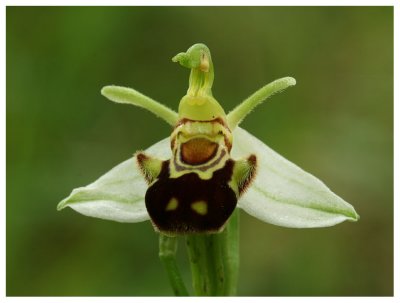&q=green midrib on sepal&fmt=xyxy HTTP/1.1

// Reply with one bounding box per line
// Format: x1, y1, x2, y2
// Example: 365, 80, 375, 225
57, 191, 143, 211
251, 160, 359, 221
252, 184, 359, 221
